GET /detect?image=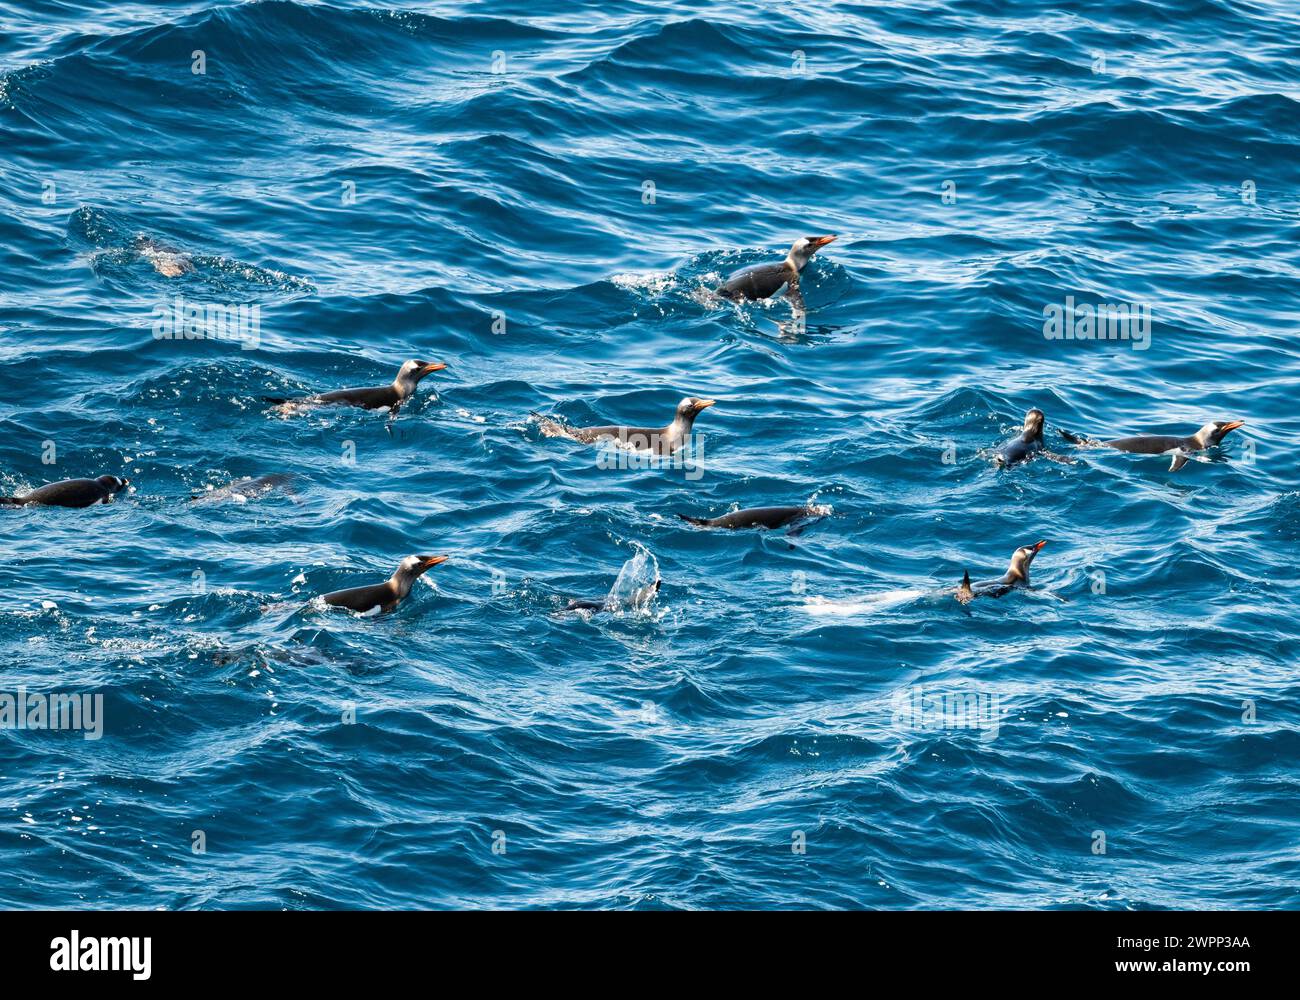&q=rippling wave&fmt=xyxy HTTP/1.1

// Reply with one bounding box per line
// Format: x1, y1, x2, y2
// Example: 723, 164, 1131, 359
1, 0, 1297, 909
